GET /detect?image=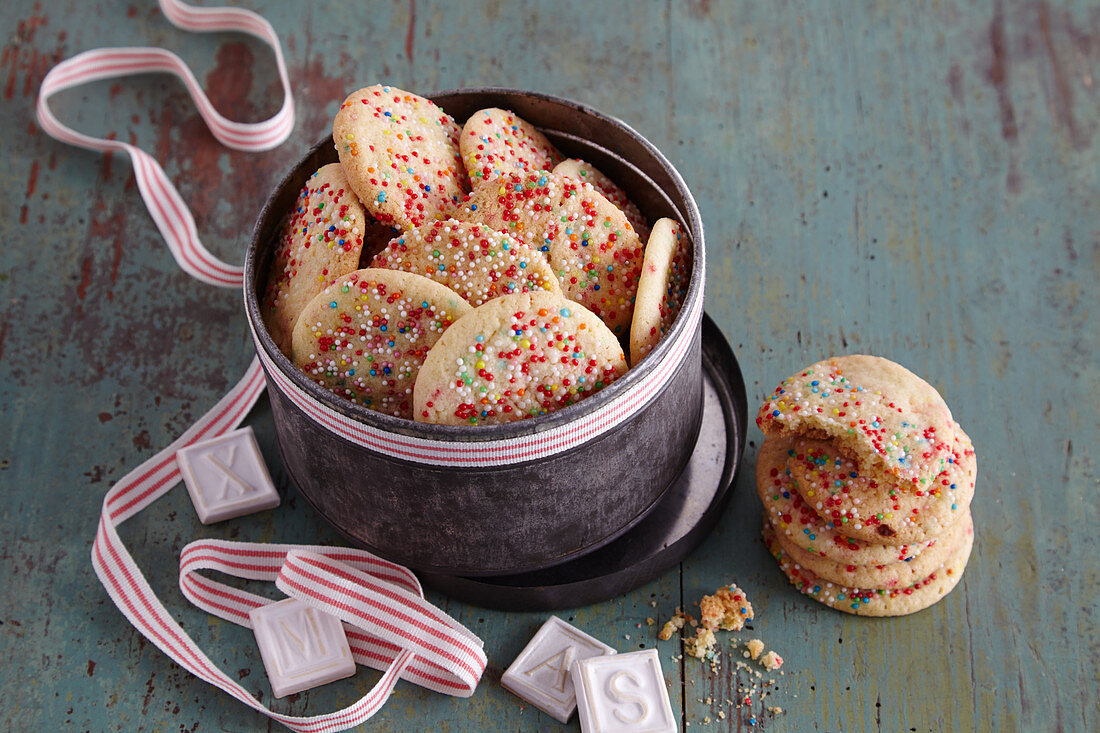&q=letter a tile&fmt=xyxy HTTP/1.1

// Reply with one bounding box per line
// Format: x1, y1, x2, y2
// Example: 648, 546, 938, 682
502, 616, 616, 723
